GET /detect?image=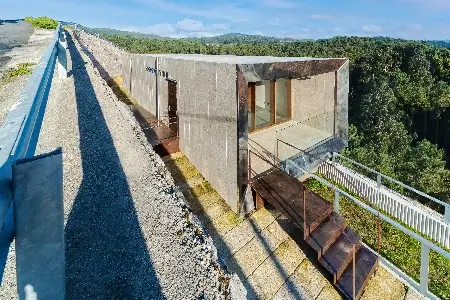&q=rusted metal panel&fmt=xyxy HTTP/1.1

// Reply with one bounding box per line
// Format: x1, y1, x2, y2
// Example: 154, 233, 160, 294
238, 59, 348, 83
